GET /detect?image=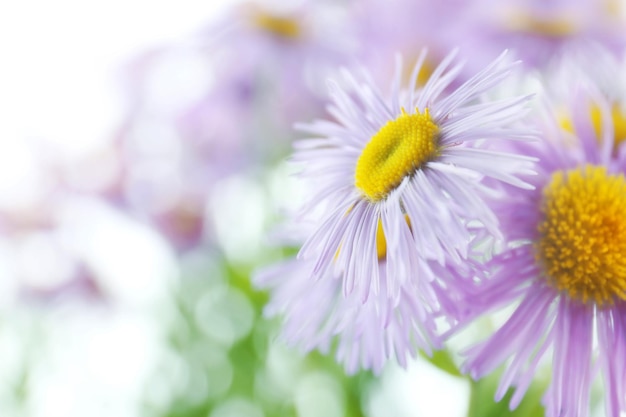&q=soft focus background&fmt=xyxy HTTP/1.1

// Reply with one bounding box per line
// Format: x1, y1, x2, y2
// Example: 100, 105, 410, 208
0, 2, 463, 416
1, 0, 625, 416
